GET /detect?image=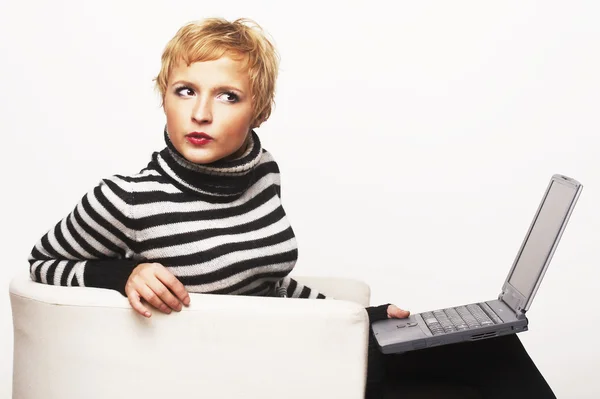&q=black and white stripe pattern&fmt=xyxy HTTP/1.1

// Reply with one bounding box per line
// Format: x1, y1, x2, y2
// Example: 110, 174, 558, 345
28, 130, 326, 299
